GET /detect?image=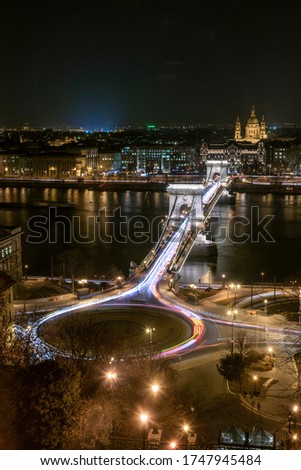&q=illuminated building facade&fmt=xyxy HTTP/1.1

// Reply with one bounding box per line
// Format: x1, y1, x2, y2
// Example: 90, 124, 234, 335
200, 141, 266, 175
121, 146, 197, 174
0, 147, 121, 178
234, 106, 267, 143
0, 225, 23, 282
0, 271, 15, 336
